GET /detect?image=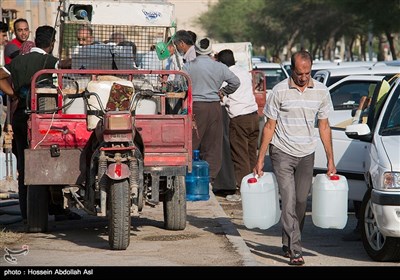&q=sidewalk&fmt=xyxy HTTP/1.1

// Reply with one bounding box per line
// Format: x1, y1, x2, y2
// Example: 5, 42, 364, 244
0, 189, 260, 266
203, 189, 259, 266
